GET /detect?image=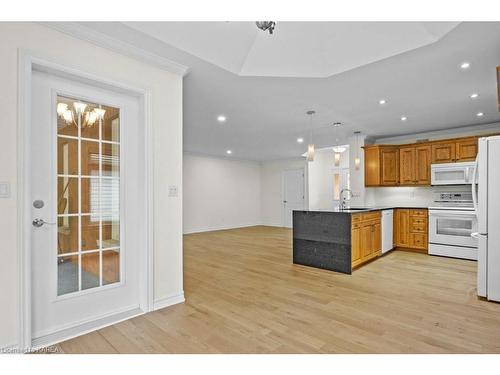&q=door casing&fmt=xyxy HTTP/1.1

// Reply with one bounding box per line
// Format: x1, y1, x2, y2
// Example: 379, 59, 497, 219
17, 50, 154, 350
